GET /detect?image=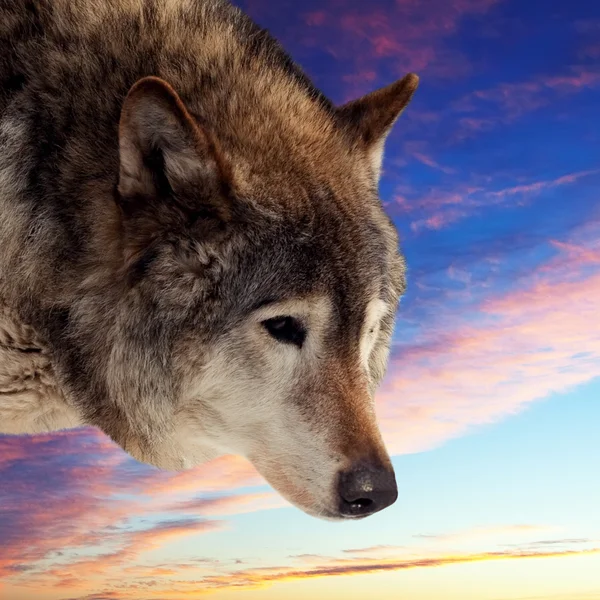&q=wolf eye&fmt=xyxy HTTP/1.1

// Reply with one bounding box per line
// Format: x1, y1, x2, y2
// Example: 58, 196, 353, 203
262, 317, 306, 348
